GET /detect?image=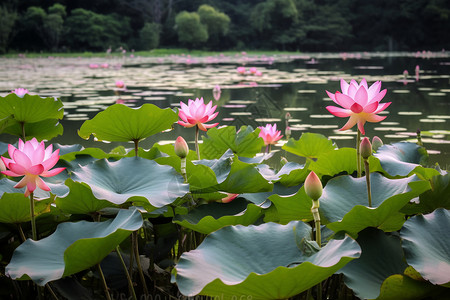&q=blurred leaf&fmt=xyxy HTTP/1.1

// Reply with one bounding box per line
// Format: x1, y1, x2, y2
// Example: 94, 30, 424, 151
0, 192, 52, 223
2, 118, 63, 141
